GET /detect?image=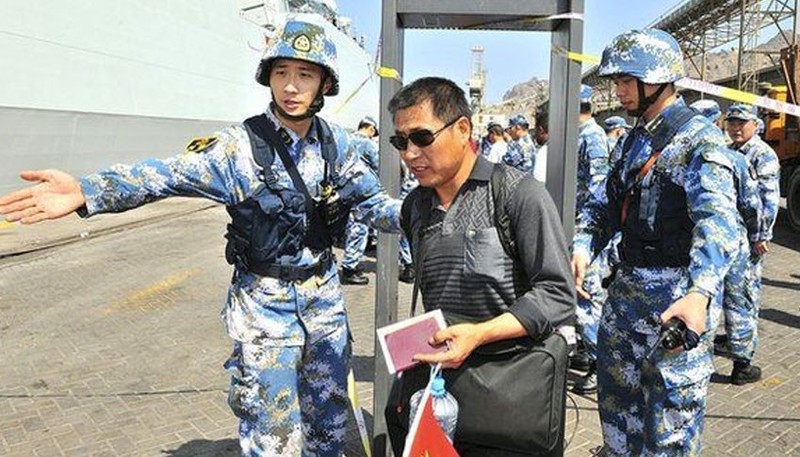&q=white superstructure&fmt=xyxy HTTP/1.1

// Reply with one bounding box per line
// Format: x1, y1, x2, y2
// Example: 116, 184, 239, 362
0, 0, 379, 193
